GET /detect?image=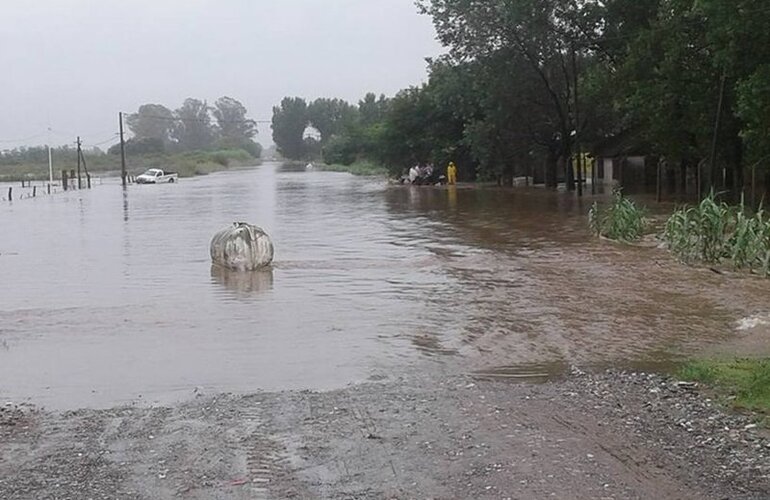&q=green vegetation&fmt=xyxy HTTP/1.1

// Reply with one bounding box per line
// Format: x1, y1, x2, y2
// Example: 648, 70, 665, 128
589, 191, 647, 242
679, 358, 770, 415
269, 1, 770, 193
663, 193, 770, 276
129, 149, 258, 178
318, 160, 387, 176
0, 147, 258, 182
